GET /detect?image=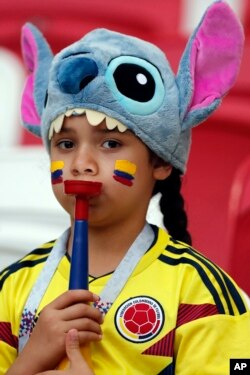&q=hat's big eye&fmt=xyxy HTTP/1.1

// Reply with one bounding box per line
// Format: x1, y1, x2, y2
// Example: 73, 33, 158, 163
105, 56, 165, 116
113, 64, 155, 102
